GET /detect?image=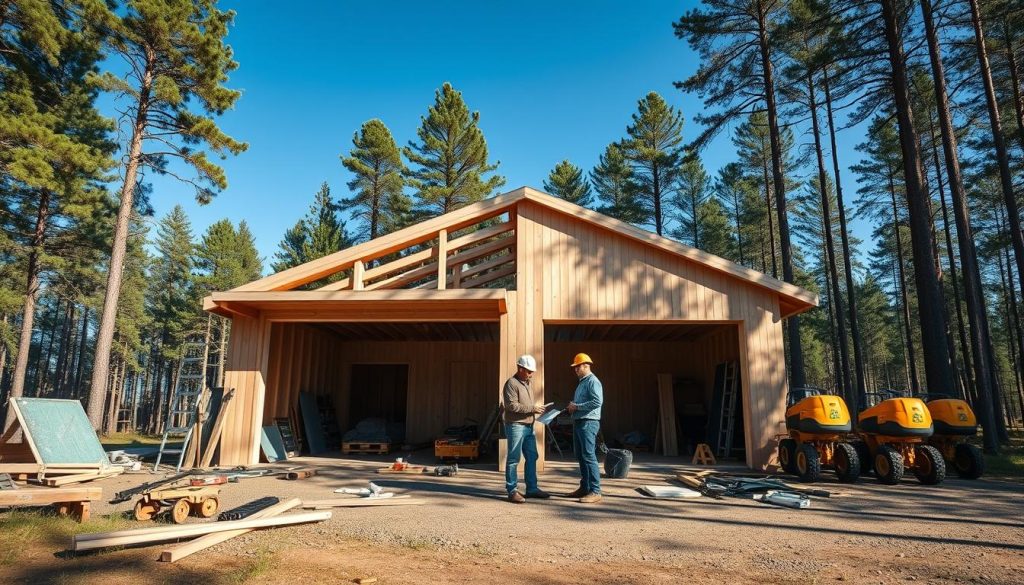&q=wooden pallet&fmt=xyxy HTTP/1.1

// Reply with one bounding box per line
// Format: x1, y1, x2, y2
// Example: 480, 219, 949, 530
342, 442, 390, 455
